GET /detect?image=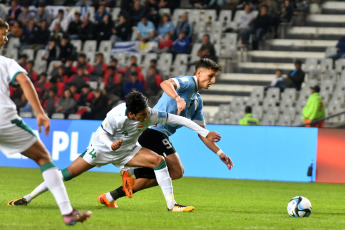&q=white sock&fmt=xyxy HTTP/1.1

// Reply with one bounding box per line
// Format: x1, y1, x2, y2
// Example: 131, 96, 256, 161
128, 168, 136, 179
106, 192, 114, 202
154, 163, 176, 210
24, 181, 48, 203
42, 167, 73, 215
24, 170, 65, 203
